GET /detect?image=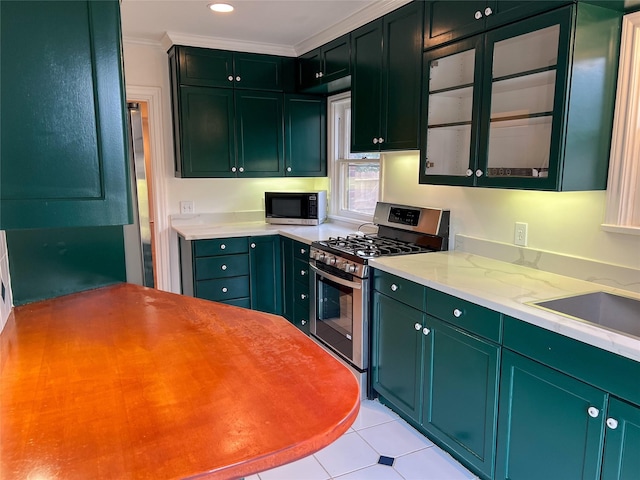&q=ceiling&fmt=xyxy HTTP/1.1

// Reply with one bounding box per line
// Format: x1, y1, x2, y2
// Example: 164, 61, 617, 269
120, 0, 405, 55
